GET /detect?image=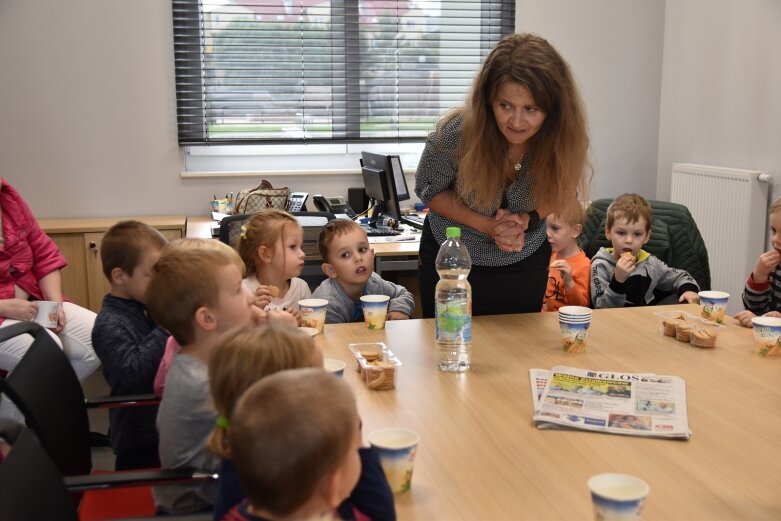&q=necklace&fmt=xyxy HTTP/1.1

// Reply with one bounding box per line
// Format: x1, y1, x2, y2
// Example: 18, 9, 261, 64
513, 154, 524, 172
